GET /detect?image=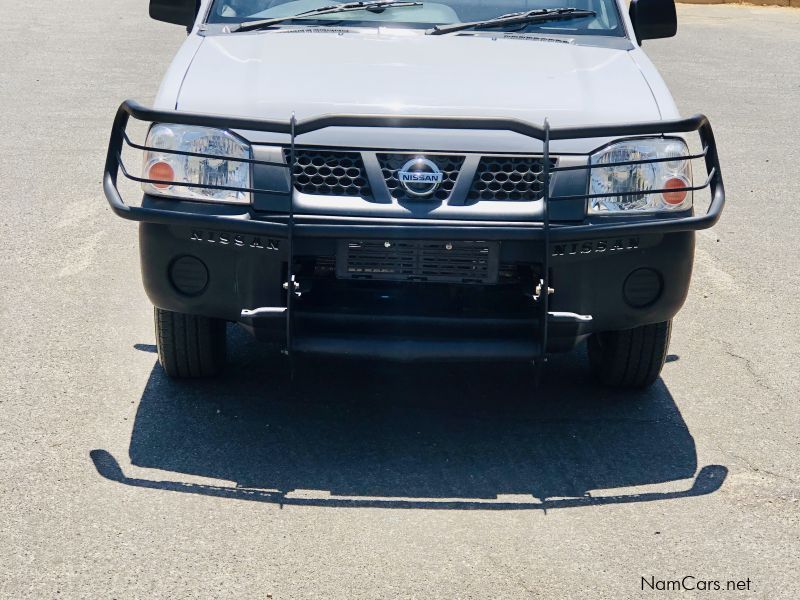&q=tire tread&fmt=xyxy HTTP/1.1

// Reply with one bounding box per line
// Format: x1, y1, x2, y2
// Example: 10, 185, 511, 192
589, 320, 672, 389
154, 308, 226, 379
